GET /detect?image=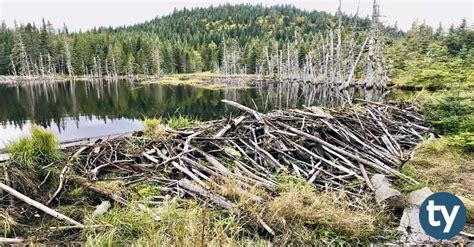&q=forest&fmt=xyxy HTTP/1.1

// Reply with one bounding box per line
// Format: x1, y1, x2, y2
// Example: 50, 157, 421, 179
1, 4, 472, 89
0, 4, 380, 81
